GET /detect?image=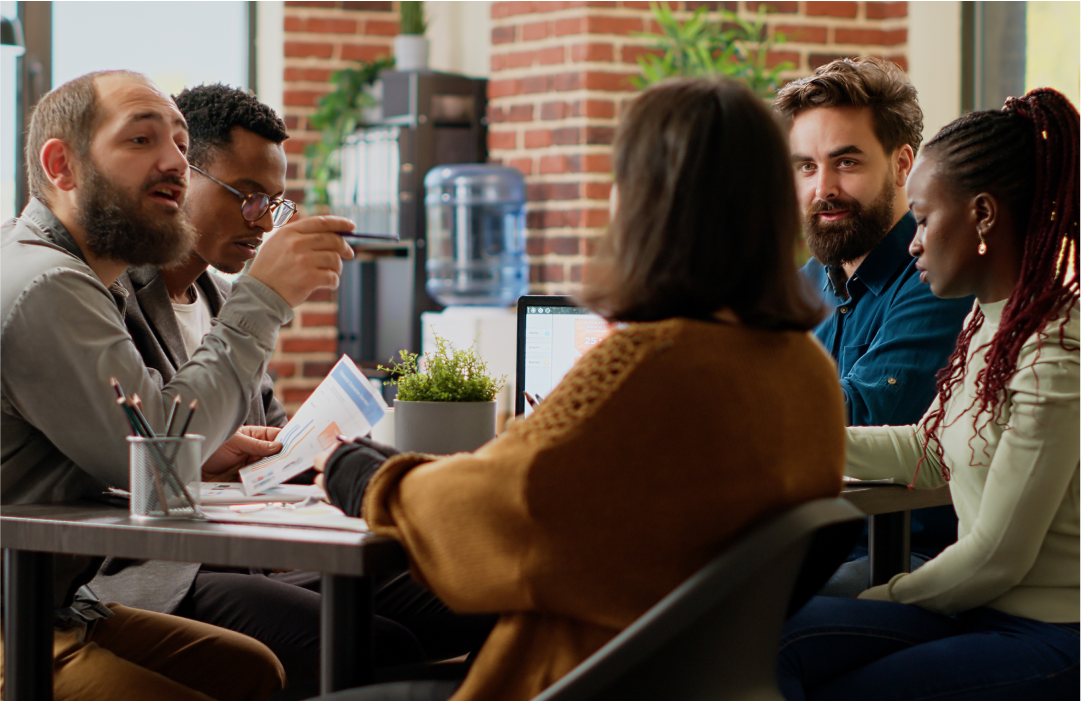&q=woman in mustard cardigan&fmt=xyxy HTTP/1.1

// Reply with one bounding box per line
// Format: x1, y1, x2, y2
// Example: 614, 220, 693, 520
315, 78, 847, 701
